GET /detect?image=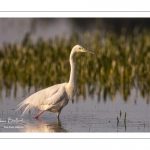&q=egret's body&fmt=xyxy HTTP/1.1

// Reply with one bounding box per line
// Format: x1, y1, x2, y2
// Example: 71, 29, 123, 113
17, 45, 94, 119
